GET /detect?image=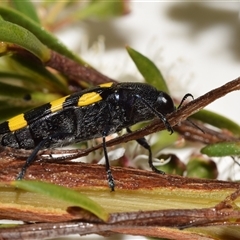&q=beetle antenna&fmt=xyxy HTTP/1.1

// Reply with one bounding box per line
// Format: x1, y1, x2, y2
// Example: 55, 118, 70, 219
178, 93, 205, 134
187, 118, 205, 133
177, 93, 194, 109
